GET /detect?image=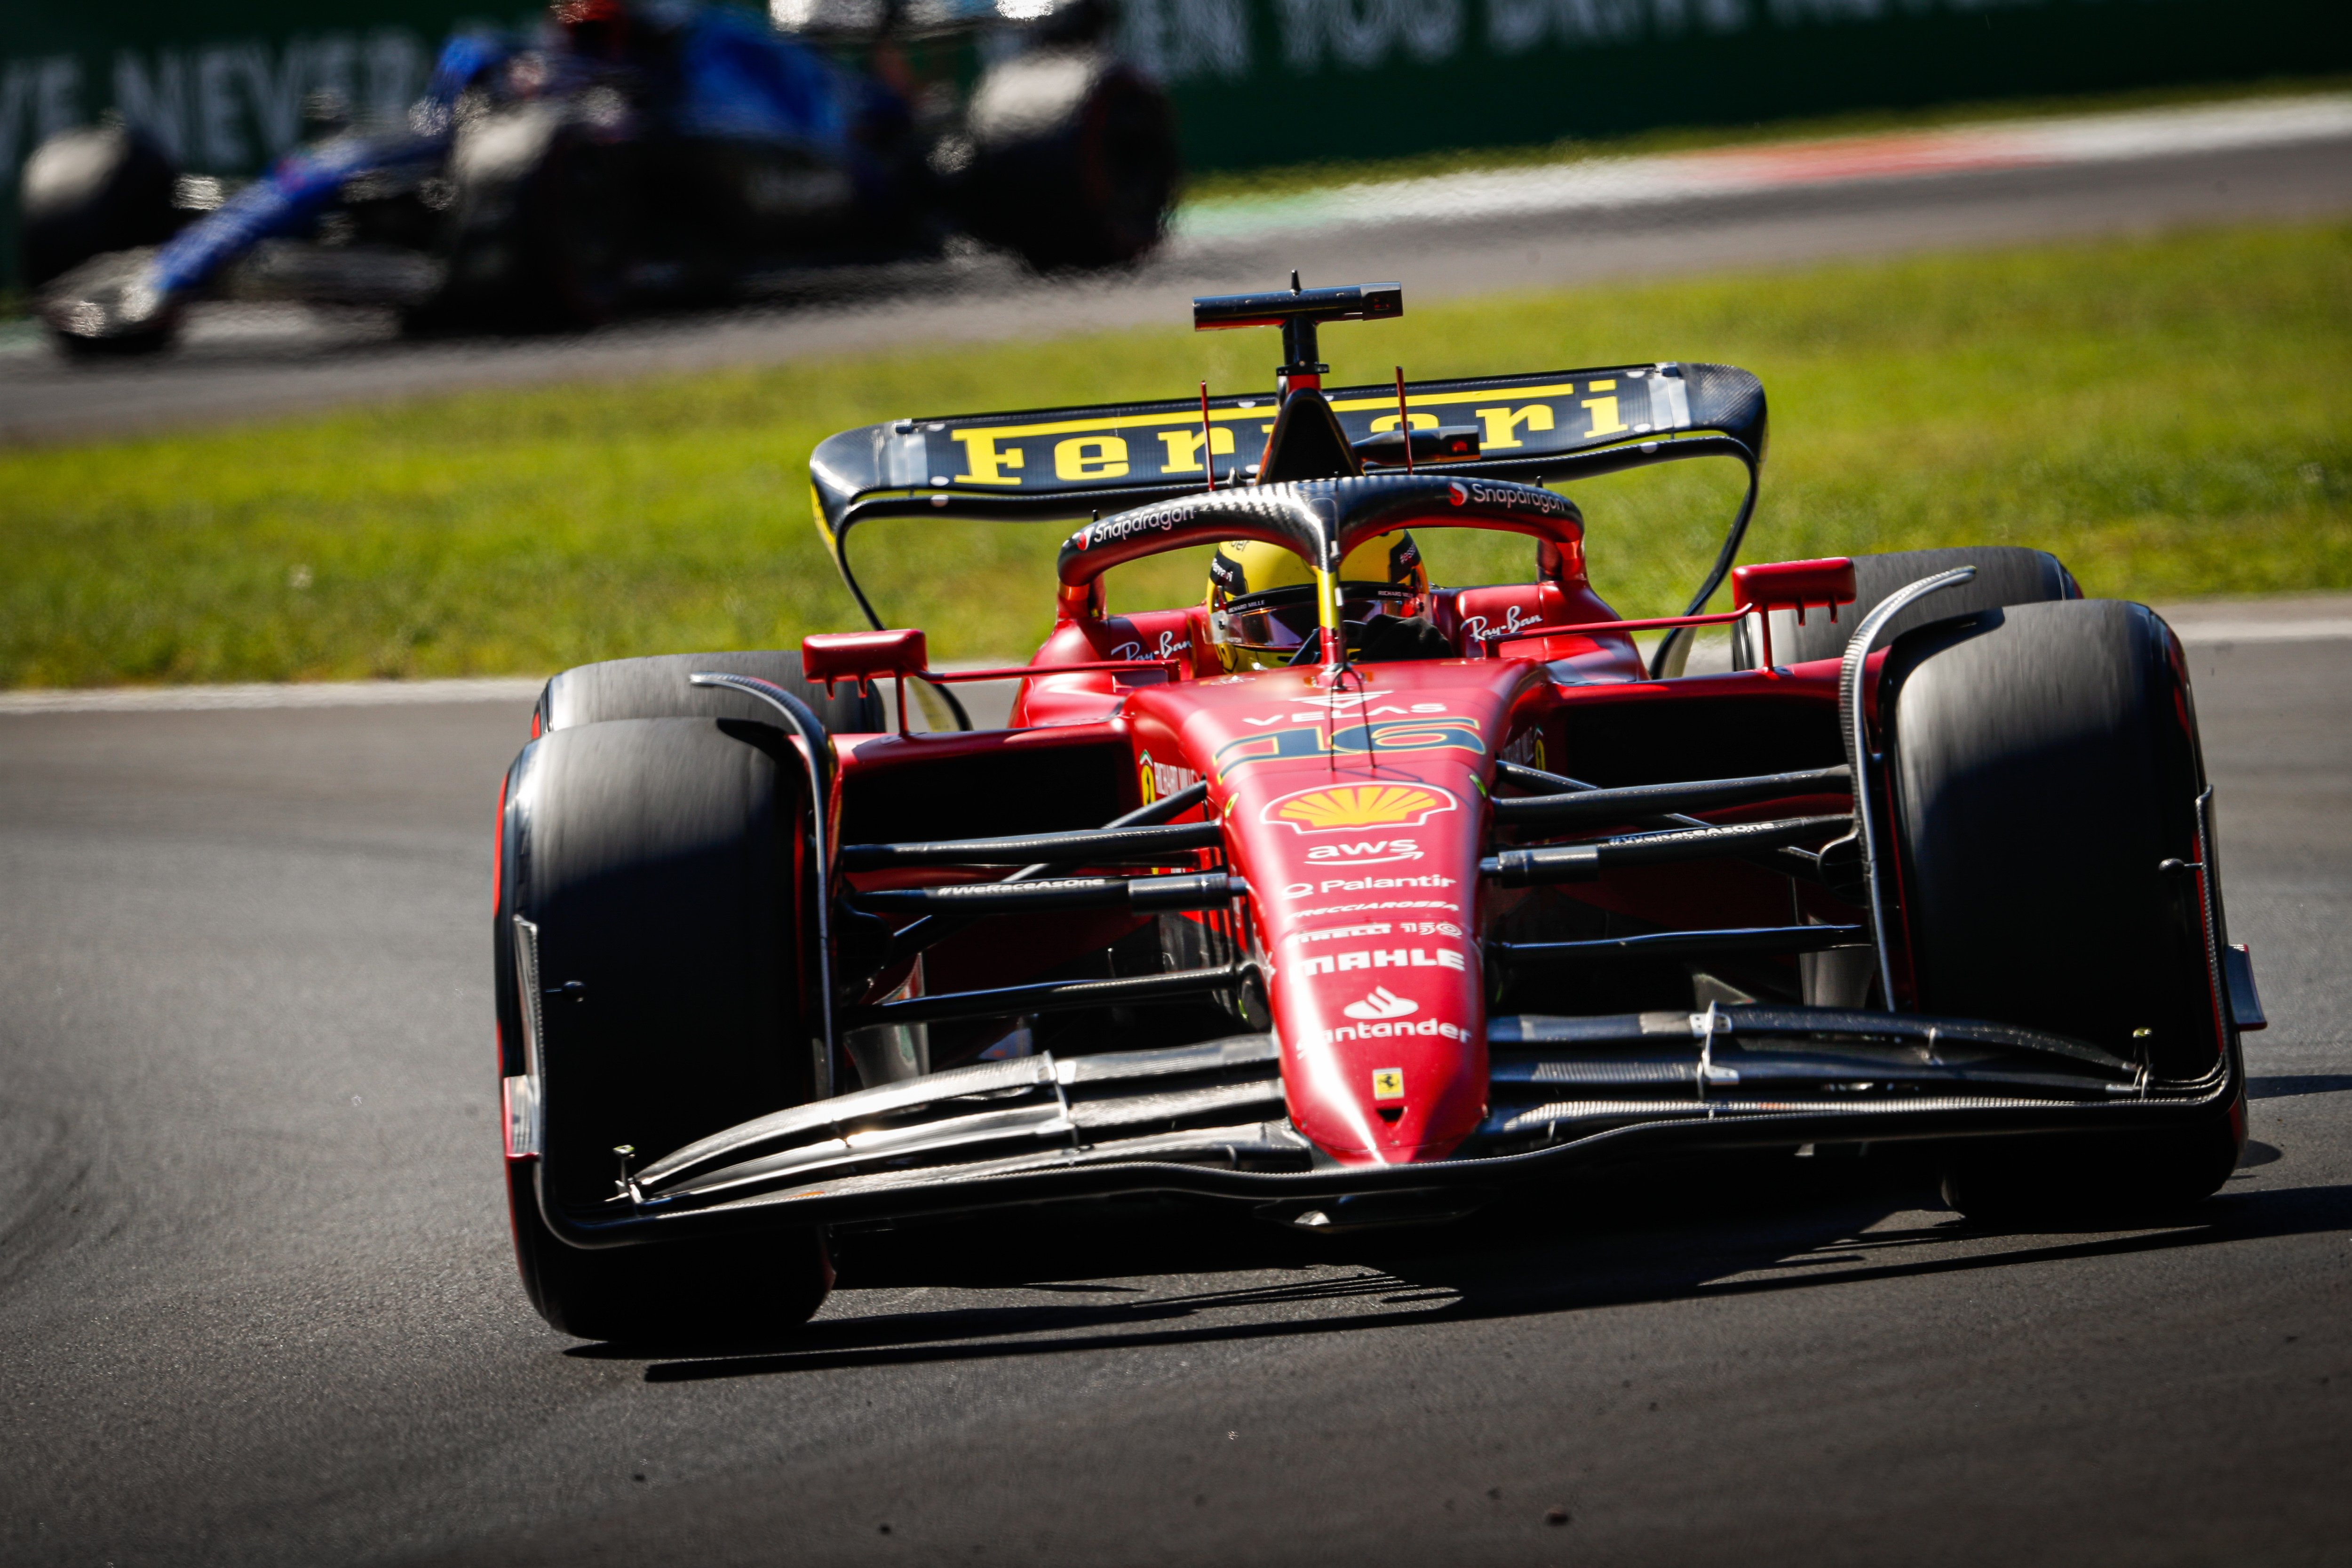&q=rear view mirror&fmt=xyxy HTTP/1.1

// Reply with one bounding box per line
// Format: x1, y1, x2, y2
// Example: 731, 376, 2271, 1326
802, 629, 928, 693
